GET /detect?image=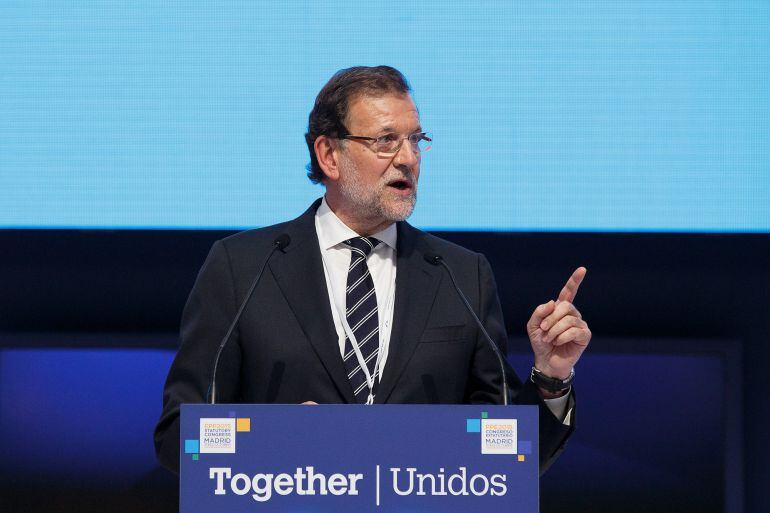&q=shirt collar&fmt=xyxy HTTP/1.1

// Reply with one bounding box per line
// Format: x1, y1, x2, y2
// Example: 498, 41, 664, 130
316, 196, 397, 251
